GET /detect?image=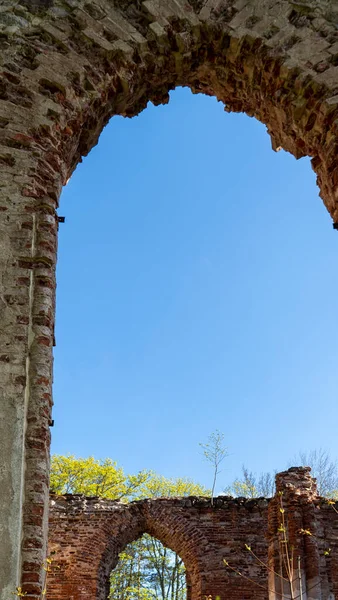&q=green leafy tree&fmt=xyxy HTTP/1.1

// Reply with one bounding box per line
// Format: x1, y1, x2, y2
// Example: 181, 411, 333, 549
110, 536, 187, 600
140, 474, 209, 499
50, 455, 150, 501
